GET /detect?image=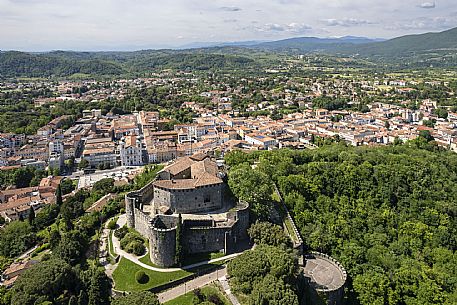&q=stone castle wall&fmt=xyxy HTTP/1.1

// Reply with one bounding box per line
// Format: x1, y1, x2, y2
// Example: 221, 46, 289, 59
125, 178, 249, 268
228, 201, 250, 241
153, 183, 223, 214
125, 181, 154, 228
184, 226, 229, 254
